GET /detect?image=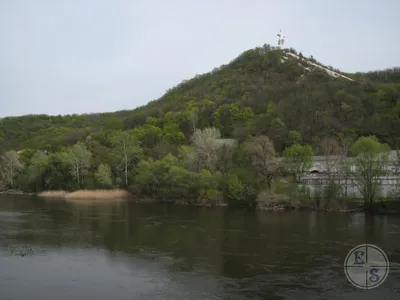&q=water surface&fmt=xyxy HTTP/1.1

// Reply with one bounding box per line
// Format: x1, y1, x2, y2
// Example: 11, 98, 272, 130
1, 195, 400, 299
